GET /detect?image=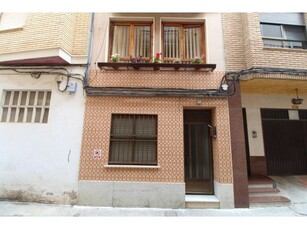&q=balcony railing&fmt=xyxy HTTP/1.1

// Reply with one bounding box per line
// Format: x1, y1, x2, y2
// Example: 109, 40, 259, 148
98, 62, 216, 72
263, 38, 307, 50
